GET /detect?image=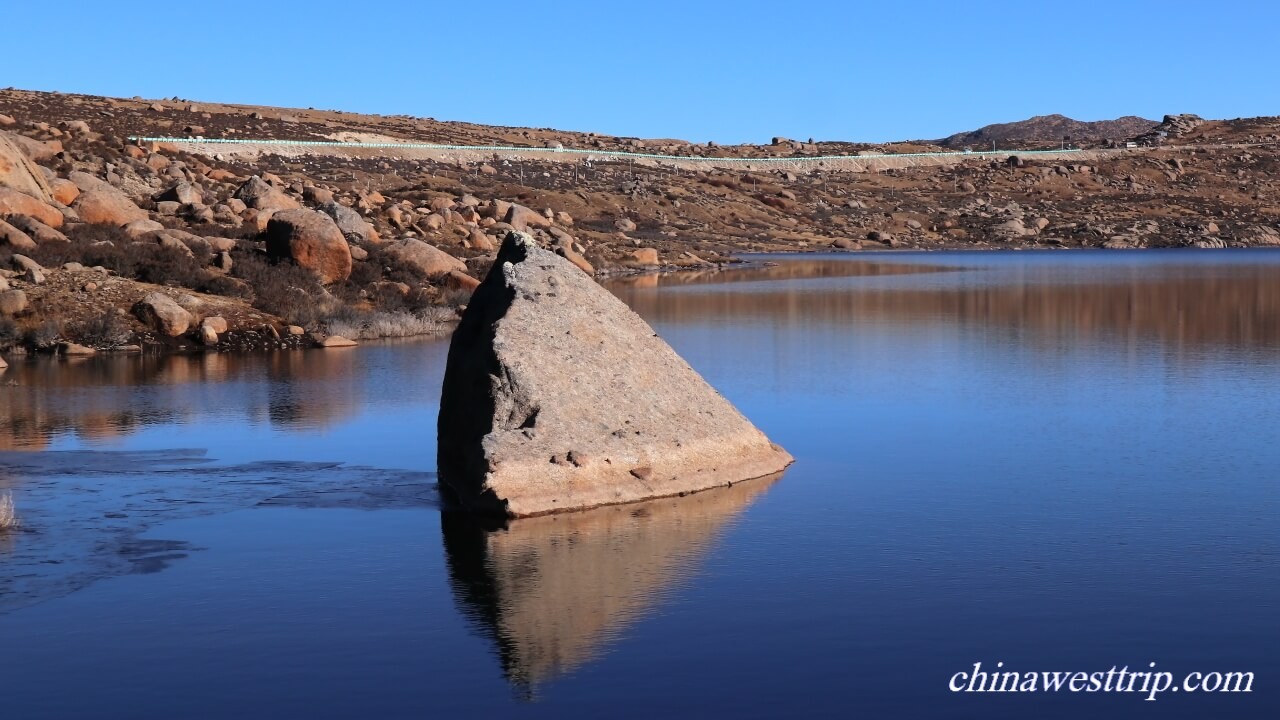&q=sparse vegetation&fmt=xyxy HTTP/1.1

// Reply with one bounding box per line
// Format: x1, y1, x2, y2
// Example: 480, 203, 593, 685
322, 308, 456, 340
72, 309, 134, 347
0, 316, 18, 350
25, 315, 64, 350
